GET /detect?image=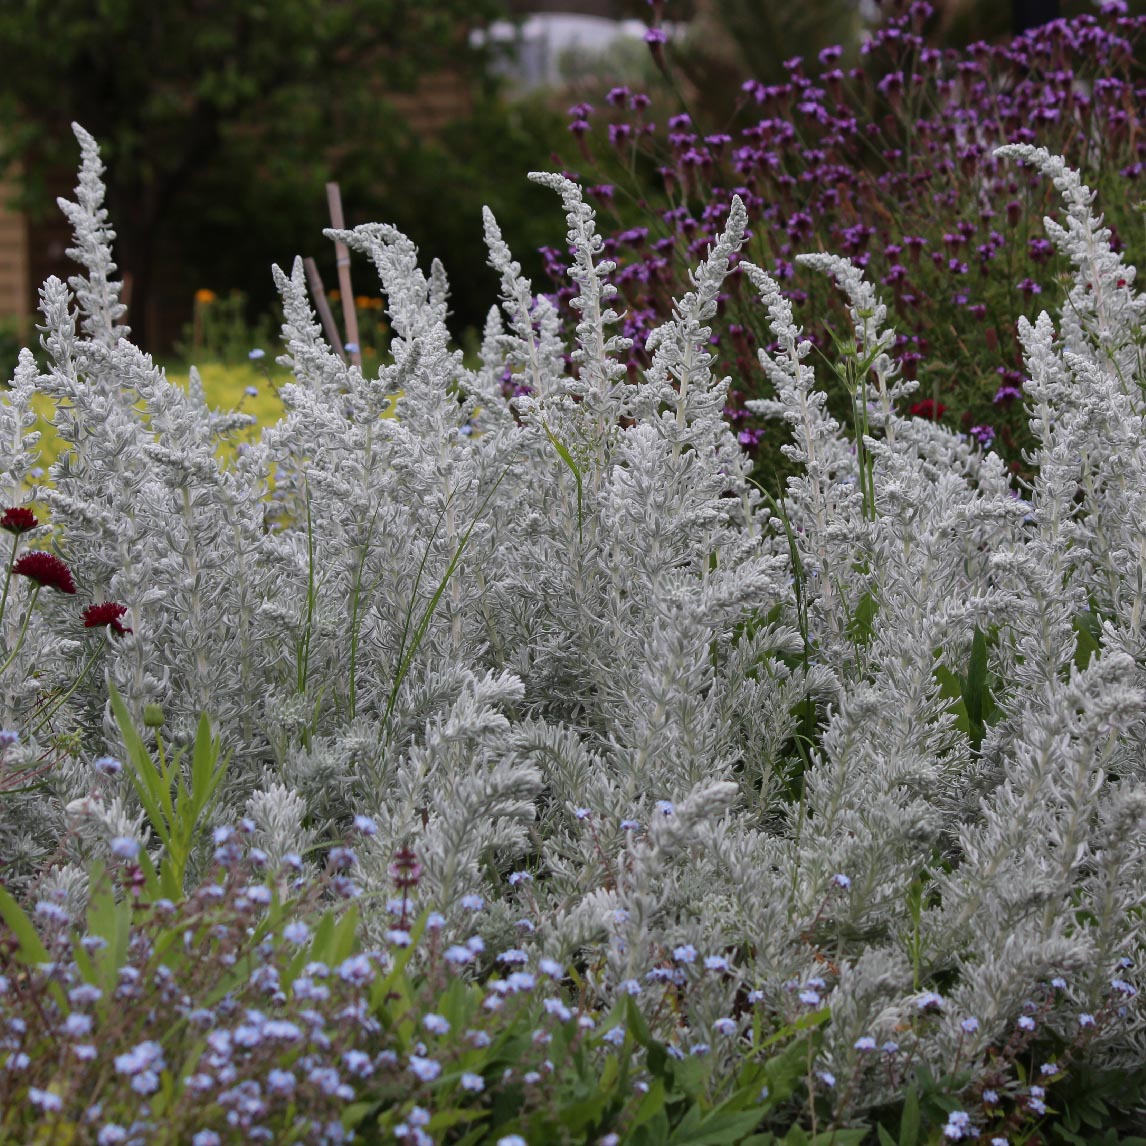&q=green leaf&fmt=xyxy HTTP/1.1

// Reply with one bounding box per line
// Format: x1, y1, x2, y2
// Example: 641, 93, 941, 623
672, 1110, 767, 1145
0, 884, 50, 965
137, 846, 168, 903
1053, 1128, 1088, 1146
542, 420, 583, 544
899, 1088, 920, 1146
382, 465, 512, 736
670, 1103, 702, 1139
668, 1056, 706, 1100
307, 908, 337, 964
962, 626, 989, 750
109, 682, 172, 850
328, 902, 360, 965
626, 994, 653, 1047
451, 1126, 491, 1146
558, 1089, 613, 1136
633, 1110, 671, 1146
761, 1037, 812, 1106
878, 1125, 897, 1146
341, 1102, 378, 1129
0, 885, 65, 1008
629, 1078, 667, 1131
847, 589, 878, 646
724, 1064, 770, 1113
1073, 609, 1103, 670
425, 1107, 487, 1133
80, 864, 132, 993
189, 709, 225, 818
1079, 1101, 1109, 1129
791, 1006, 831, 1033
933, 664, 962, 702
